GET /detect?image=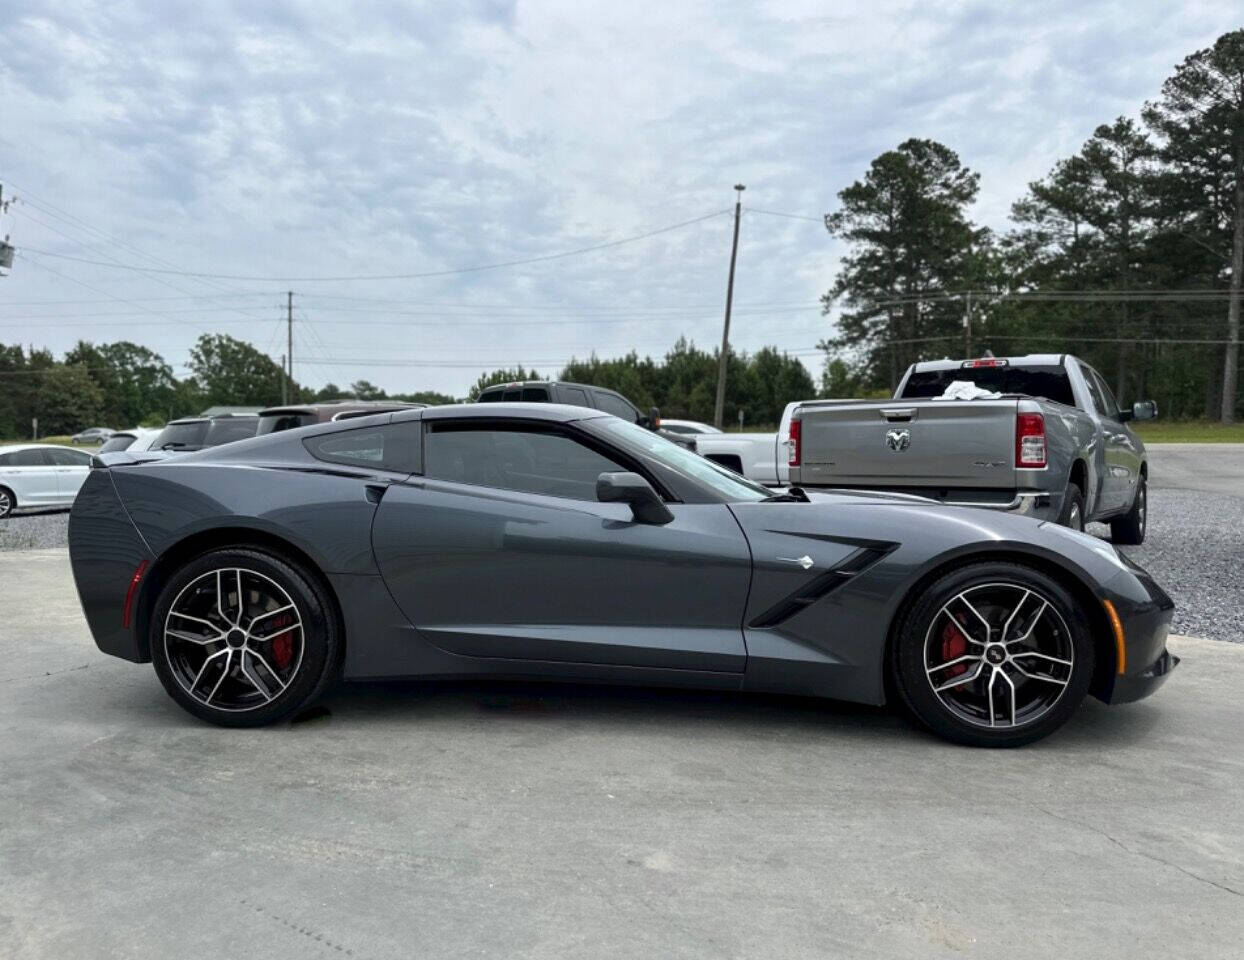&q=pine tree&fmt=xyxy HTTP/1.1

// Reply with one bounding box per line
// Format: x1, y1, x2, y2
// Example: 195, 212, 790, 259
1144, 30, 1244, 421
